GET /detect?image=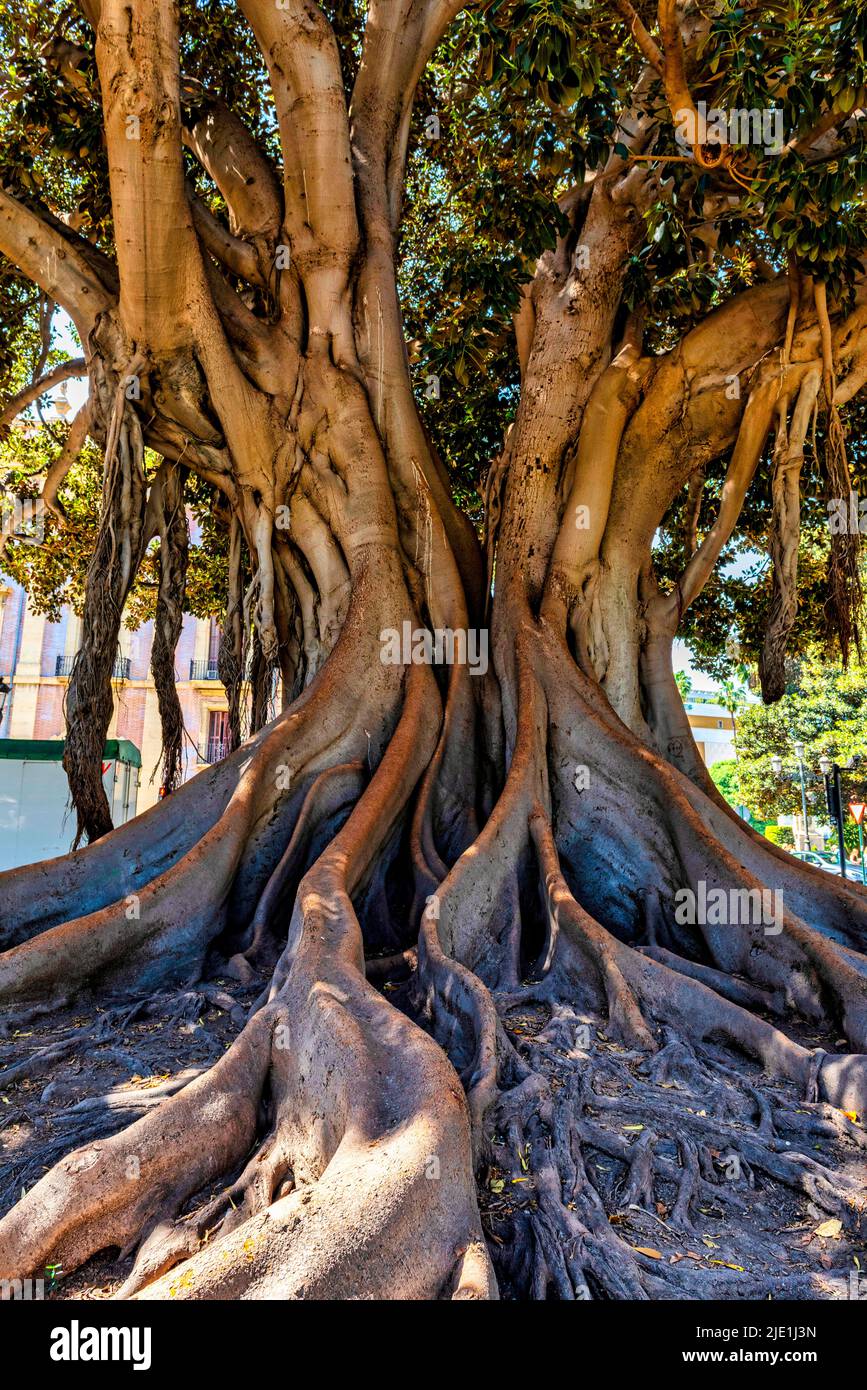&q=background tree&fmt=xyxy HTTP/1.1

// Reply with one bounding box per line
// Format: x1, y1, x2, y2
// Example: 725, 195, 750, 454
673, 668, 692, 699
722, 655, 867, 847
1, 0, 867, 1301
